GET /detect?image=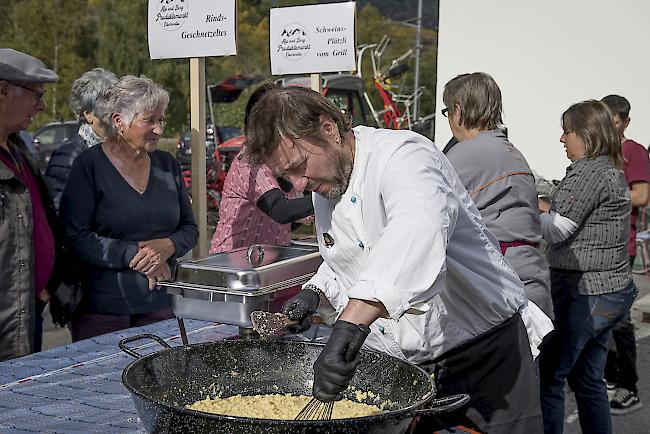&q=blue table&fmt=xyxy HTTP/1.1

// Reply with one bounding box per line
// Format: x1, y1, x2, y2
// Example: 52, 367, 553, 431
0, 320, 470, 434
0, 319, 238, 434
